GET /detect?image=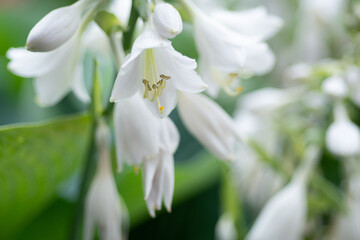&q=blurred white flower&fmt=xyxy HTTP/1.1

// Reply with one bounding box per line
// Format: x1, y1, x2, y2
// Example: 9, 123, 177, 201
326, 104, 360, 157
245, 147, 319, 240
6, 0, 111, 106
178, 92, 243, 161
152, 3, 183, 39
183, 0, 282, 96
345, 66, 360, 107
283, 63, 312, 82
321, 76, 348, 98
84, 121, 128, 240
215, 214, 237, 240
110, 29, 207, 117
114, 94, 179, 216
26, 0, 101, 52
7, 31, 90, 106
